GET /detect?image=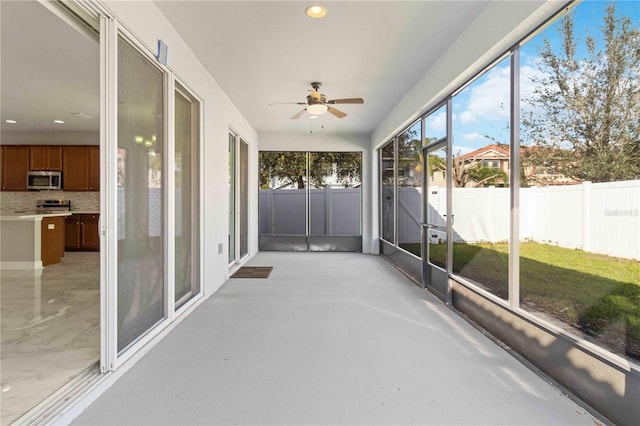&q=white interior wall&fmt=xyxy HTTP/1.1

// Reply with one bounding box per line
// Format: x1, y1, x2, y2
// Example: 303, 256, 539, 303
103, 0, 258, 296
259, 132, 373, 253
